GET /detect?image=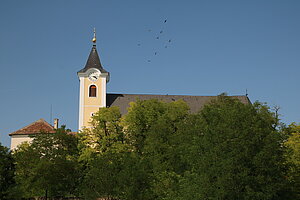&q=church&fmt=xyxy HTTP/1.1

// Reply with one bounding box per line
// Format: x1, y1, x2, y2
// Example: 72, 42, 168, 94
9, 30, 250, 150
